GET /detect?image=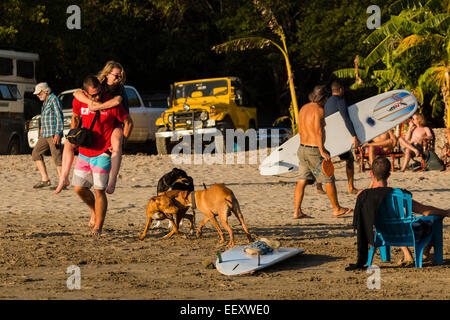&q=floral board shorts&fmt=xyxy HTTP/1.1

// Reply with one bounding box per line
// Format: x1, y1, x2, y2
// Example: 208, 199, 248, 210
72, 153, 111, 190
297, 145, 335, 184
